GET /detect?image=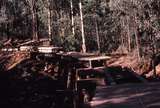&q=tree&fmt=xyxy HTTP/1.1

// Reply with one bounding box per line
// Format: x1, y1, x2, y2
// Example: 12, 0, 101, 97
79, 0, 86, 53
25, 0, 38, 41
